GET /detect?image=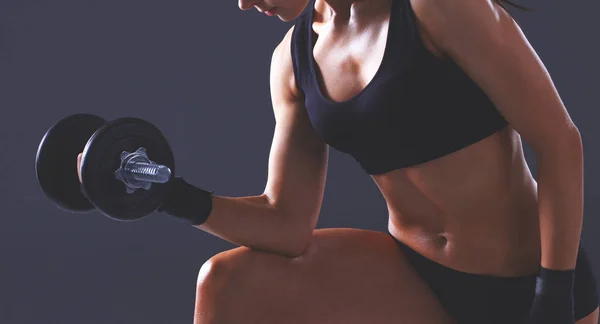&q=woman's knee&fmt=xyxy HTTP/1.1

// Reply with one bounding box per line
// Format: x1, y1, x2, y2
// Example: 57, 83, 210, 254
196, 252, 233, 294
195, 247, 307, 324
194, 251, 238, 320
197, 245, 305, 288
199, 245, 309, 294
